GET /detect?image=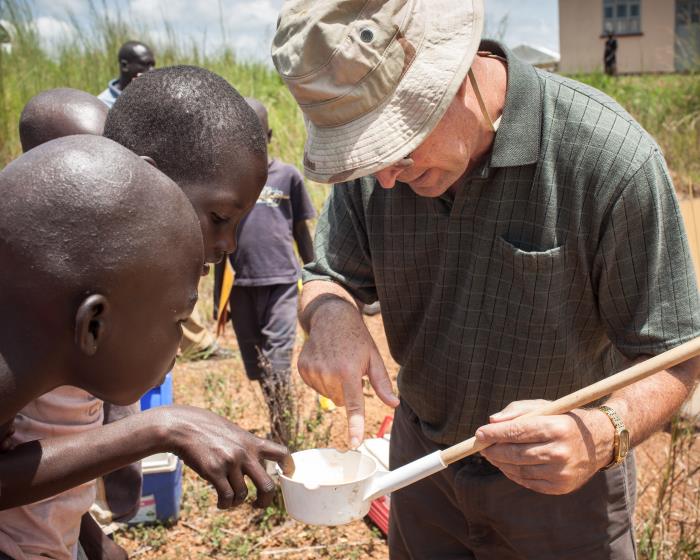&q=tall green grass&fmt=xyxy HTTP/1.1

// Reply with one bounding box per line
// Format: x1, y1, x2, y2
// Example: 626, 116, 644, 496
0, 0, 330, 207
572, 71, 700, 193
0, 1, 697, 199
